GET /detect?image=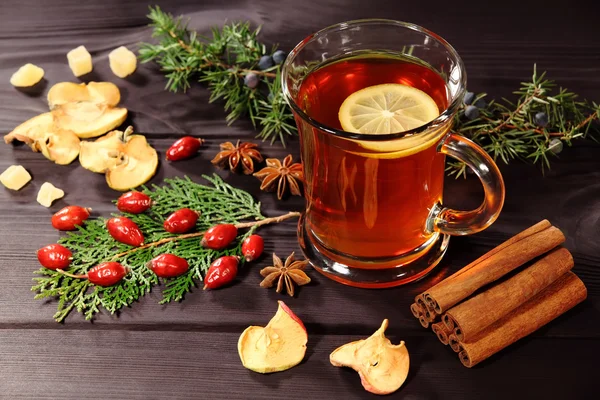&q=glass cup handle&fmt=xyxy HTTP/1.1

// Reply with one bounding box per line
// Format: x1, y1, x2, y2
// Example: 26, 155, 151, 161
427, 133, 506, 235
